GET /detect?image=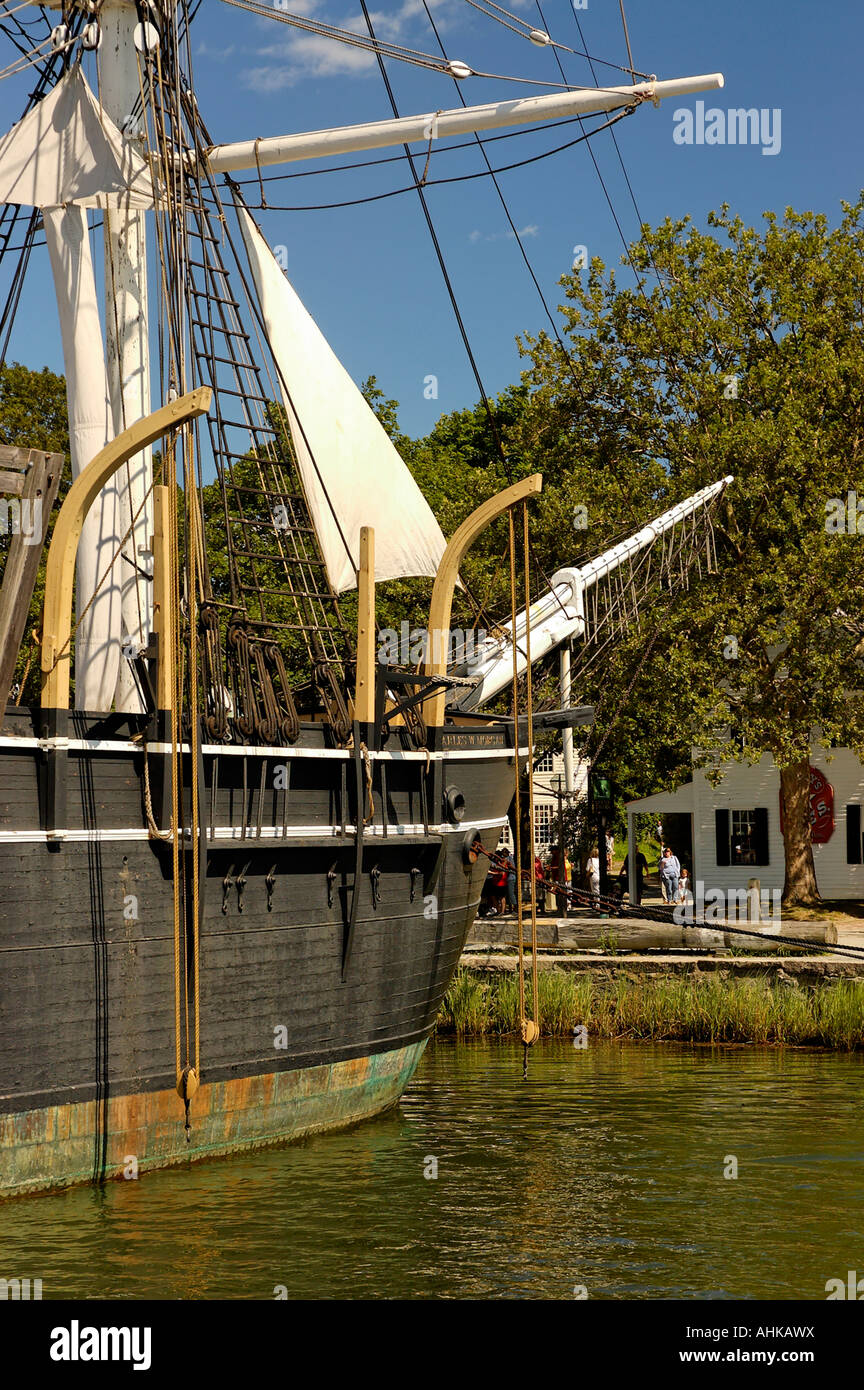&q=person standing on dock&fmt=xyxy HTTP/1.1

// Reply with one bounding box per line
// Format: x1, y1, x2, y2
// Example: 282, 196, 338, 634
505, 851, 517, 914
586, 847, 601, 911
676, 867, 693, 904
619, 850, 649, 904
659, 847, 680, 906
